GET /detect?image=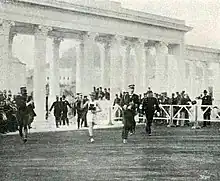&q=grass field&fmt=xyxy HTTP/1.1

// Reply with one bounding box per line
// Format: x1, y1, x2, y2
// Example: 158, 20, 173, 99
1, 125, 220, 181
